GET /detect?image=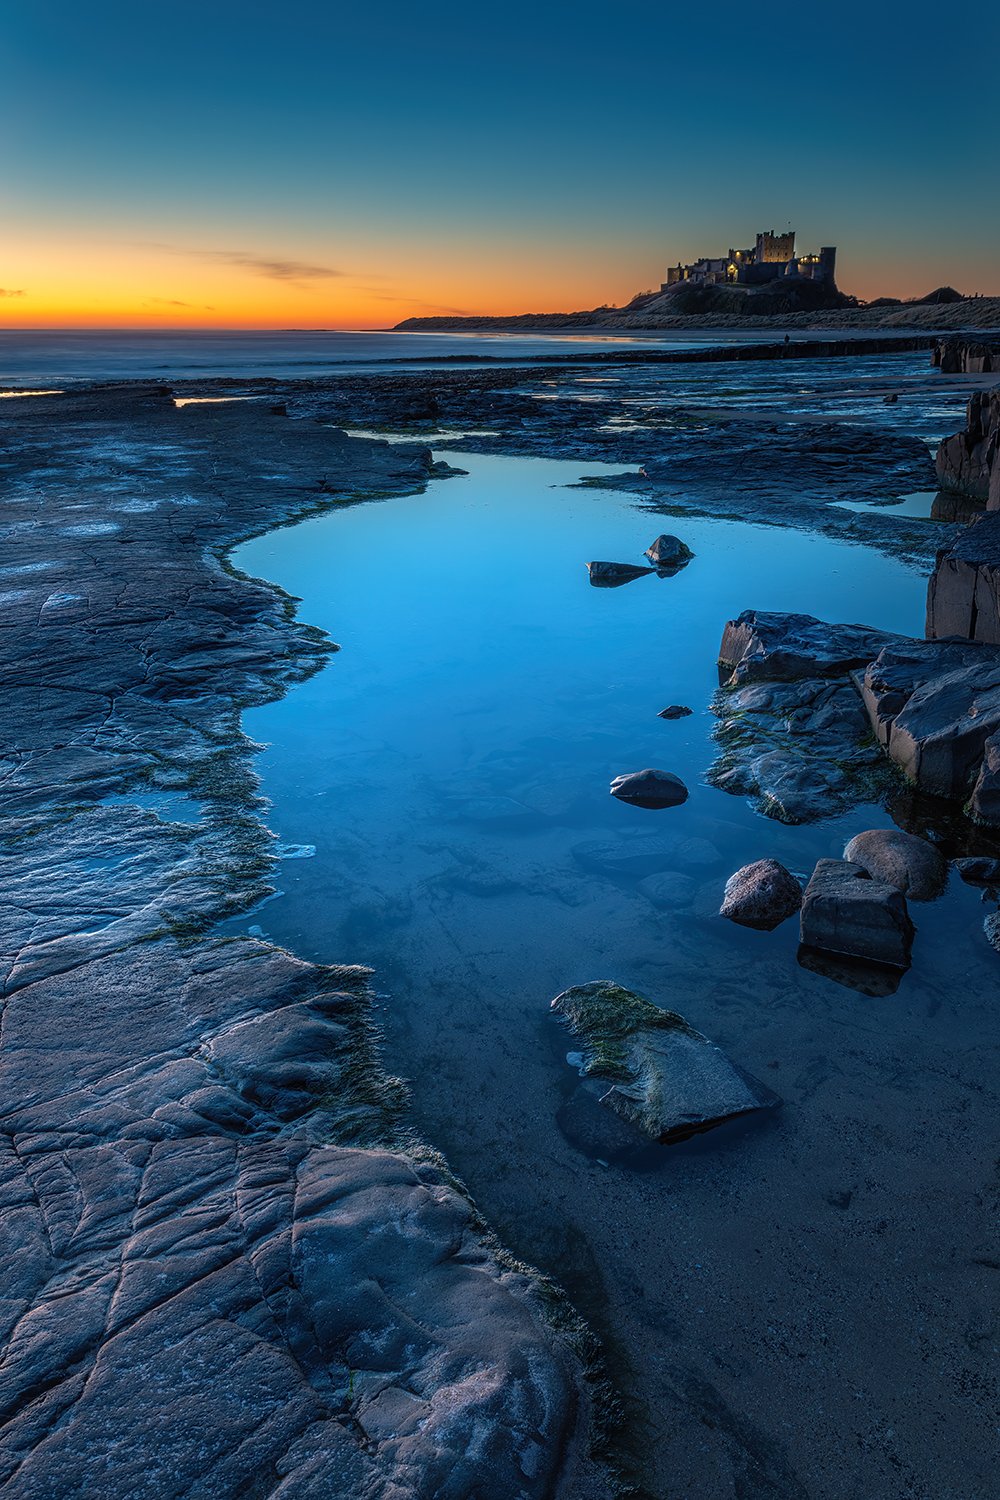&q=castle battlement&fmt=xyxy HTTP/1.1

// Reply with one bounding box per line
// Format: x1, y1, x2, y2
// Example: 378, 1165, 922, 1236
663, 230, 836, 292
